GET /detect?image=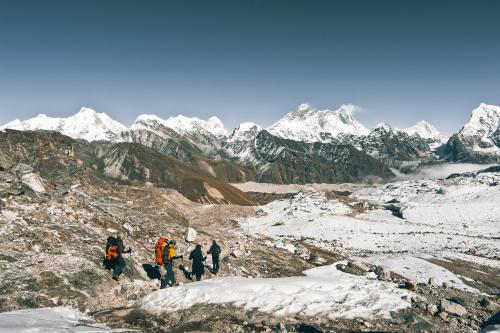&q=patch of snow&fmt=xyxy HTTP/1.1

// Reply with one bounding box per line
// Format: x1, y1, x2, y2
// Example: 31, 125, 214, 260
139, 262, 411, 319
360, 255, 479, 292
0, 307, 129, 332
